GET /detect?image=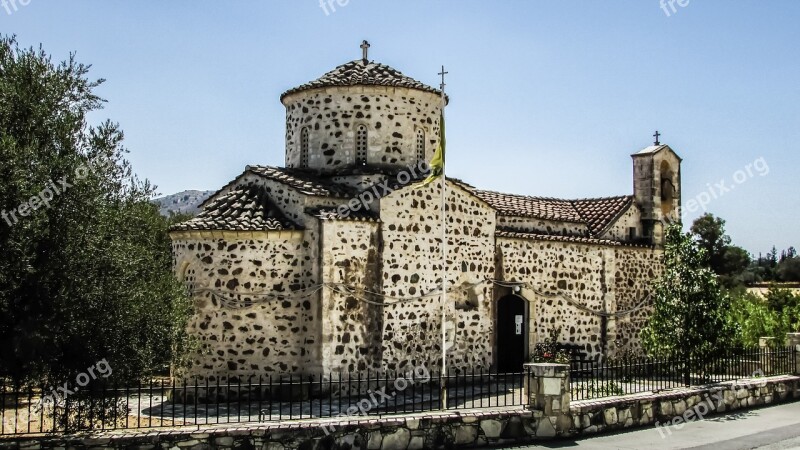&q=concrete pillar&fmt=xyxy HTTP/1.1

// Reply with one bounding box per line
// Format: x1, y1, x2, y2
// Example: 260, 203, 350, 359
524, 363, 570, 415
787, 333, 800, 375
